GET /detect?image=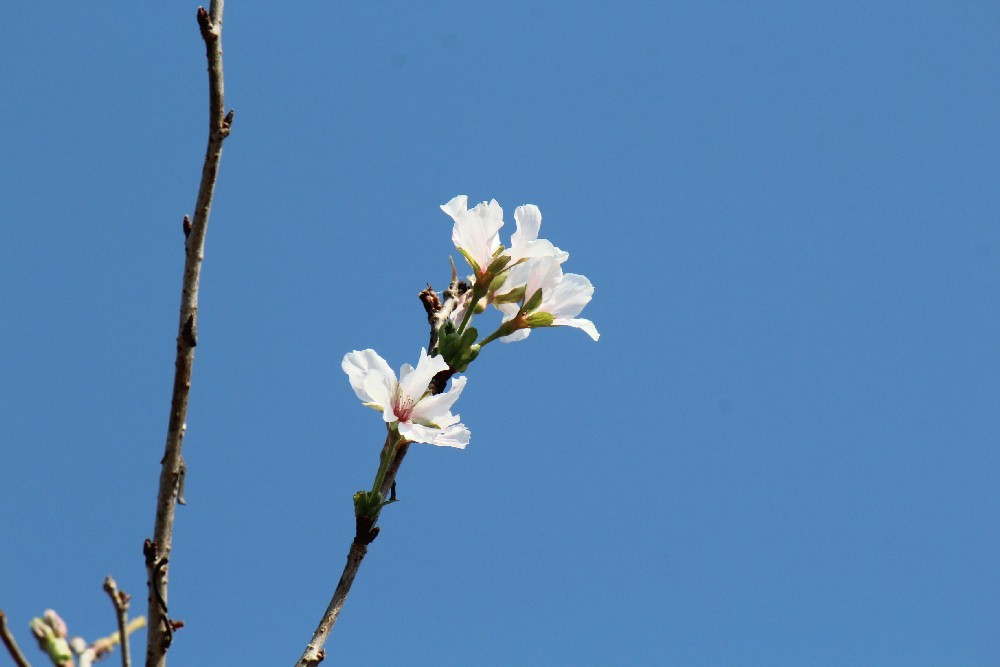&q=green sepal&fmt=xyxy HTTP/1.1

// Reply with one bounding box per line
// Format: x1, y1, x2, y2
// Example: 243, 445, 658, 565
493, 285, 526, 304
353, 490, 384, 518
487, 253, 511, 275
525, 311, 555, 327
457, 247, 481, 275
523, 288, 544, 313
